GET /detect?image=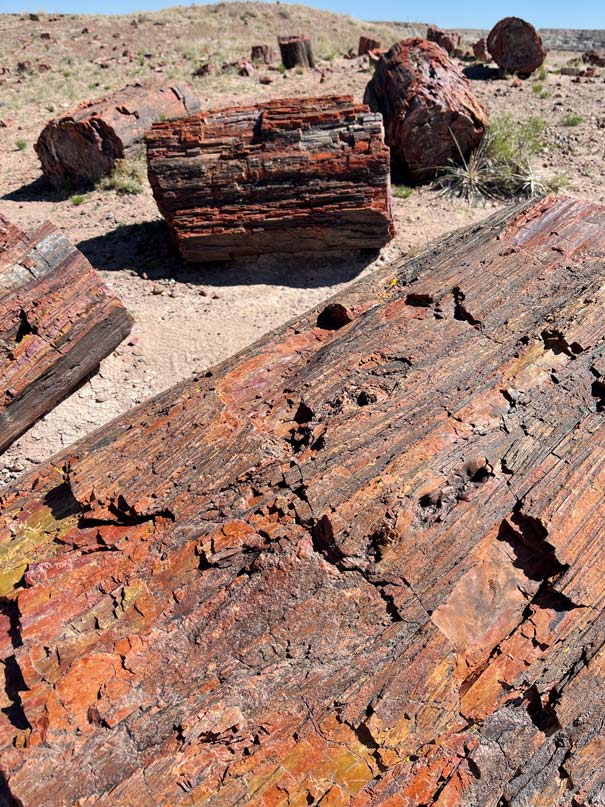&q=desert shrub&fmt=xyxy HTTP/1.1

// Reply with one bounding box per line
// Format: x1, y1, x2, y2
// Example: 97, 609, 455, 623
97, 157, 146, 195
532, 82, 544, 94
392, 184, 413, 199
562, 113, 582, 127
435, 115, 566, 202
15, 139, 27, 151
70, 194, 85, 206
536, 65, 547, 81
